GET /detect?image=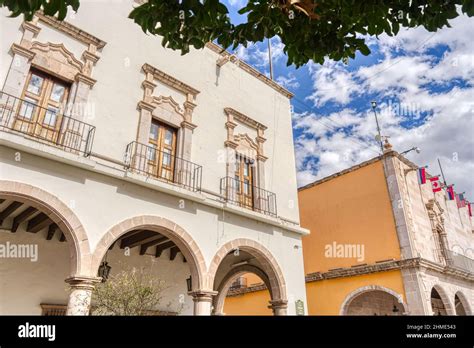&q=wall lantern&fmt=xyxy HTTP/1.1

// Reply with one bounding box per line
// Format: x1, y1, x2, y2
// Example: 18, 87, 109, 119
186, 276, 192, 292
98, 252, 111, 282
